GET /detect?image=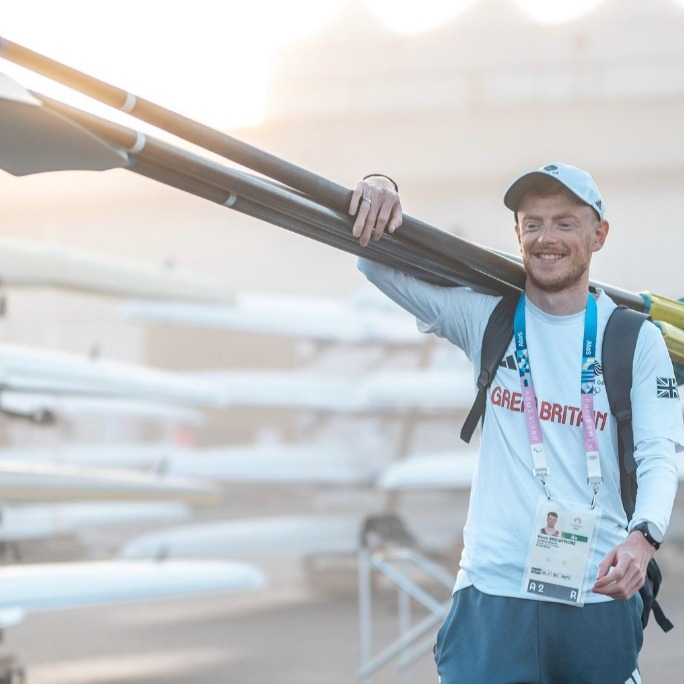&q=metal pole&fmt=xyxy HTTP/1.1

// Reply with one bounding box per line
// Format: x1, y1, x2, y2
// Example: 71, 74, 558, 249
358, 607, 448, 680
398, 578, 412, 684
358, 545, 373, 684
